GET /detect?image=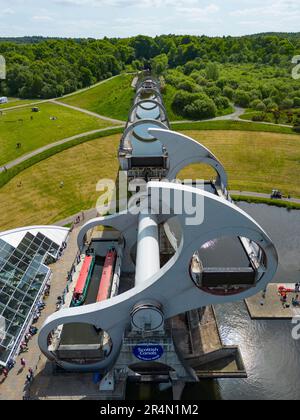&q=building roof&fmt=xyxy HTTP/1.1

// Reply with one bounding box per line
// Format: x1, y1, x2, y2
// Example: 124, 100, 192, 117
0, 226, 69, 366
